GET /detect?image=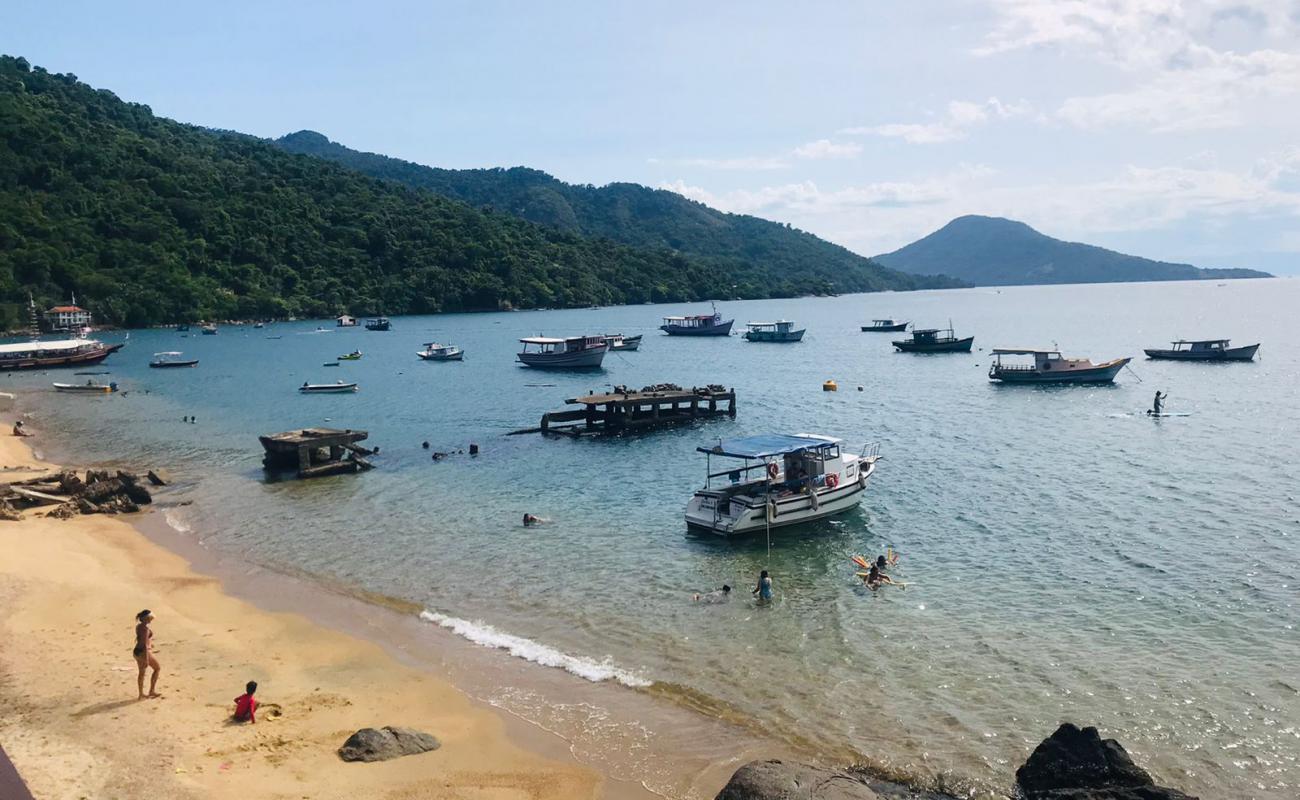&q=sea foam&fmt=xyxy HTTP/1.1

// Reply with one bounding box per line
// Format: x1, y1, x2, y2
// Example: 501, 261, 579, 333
419, 609, 651, 688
